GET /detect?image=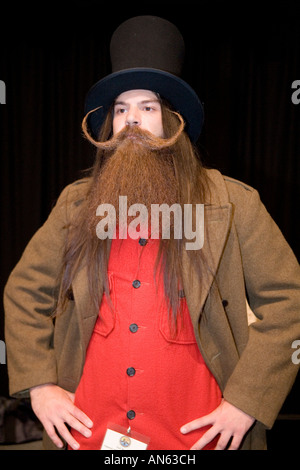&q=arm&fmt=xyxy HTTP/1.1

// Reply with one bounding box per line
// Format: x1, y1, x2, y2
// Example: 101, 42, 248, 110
223, 187, 300, 427
182, 185, 300, 449
4, 184, 72, 397
4, 181, 93, 448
